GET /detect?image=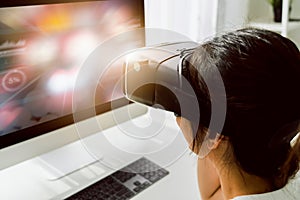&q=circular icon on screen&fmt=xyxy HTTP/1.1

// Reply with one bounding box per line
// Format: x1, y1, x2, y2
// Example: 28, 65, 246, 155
2, 69, 27, 92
